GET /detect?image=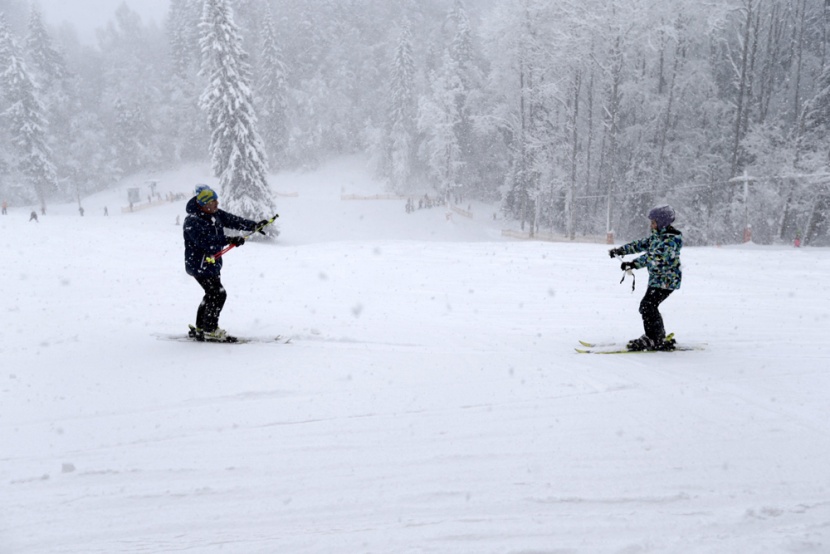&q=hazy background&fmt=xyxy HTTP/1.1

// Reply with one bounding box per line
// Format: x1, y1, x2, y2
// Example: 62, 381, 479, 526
36, 0, 169, 43
2, 0, 829, 247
